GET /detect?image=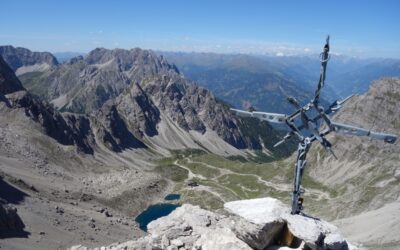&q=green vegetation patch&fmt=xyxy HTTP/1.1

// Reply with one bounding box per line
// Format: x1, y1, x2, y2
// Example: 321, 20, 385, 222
178, 159, 220, 179
19, 71, 49, 98
180, 189, 224, 210
154, 164, 188, 182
